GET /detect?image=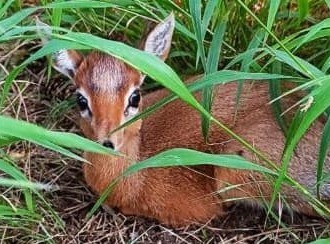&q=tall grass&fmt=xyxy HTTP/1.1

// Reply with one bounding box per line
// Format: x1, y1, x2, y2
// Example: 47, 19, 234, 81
1, 0, 330, 242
